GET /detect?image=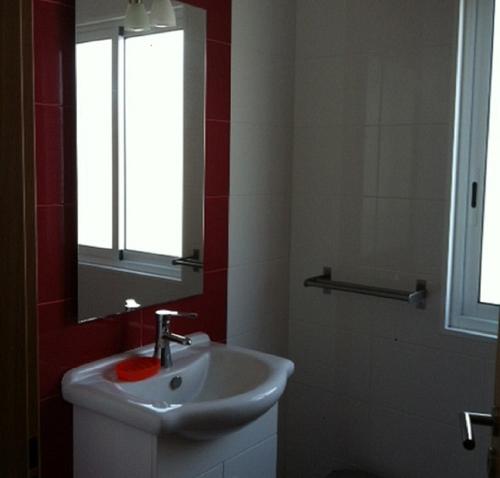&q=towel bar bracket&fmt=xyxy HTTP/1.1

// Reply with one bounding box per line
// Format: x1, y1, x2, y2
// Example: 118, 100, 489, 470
172, 249, 203, 272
